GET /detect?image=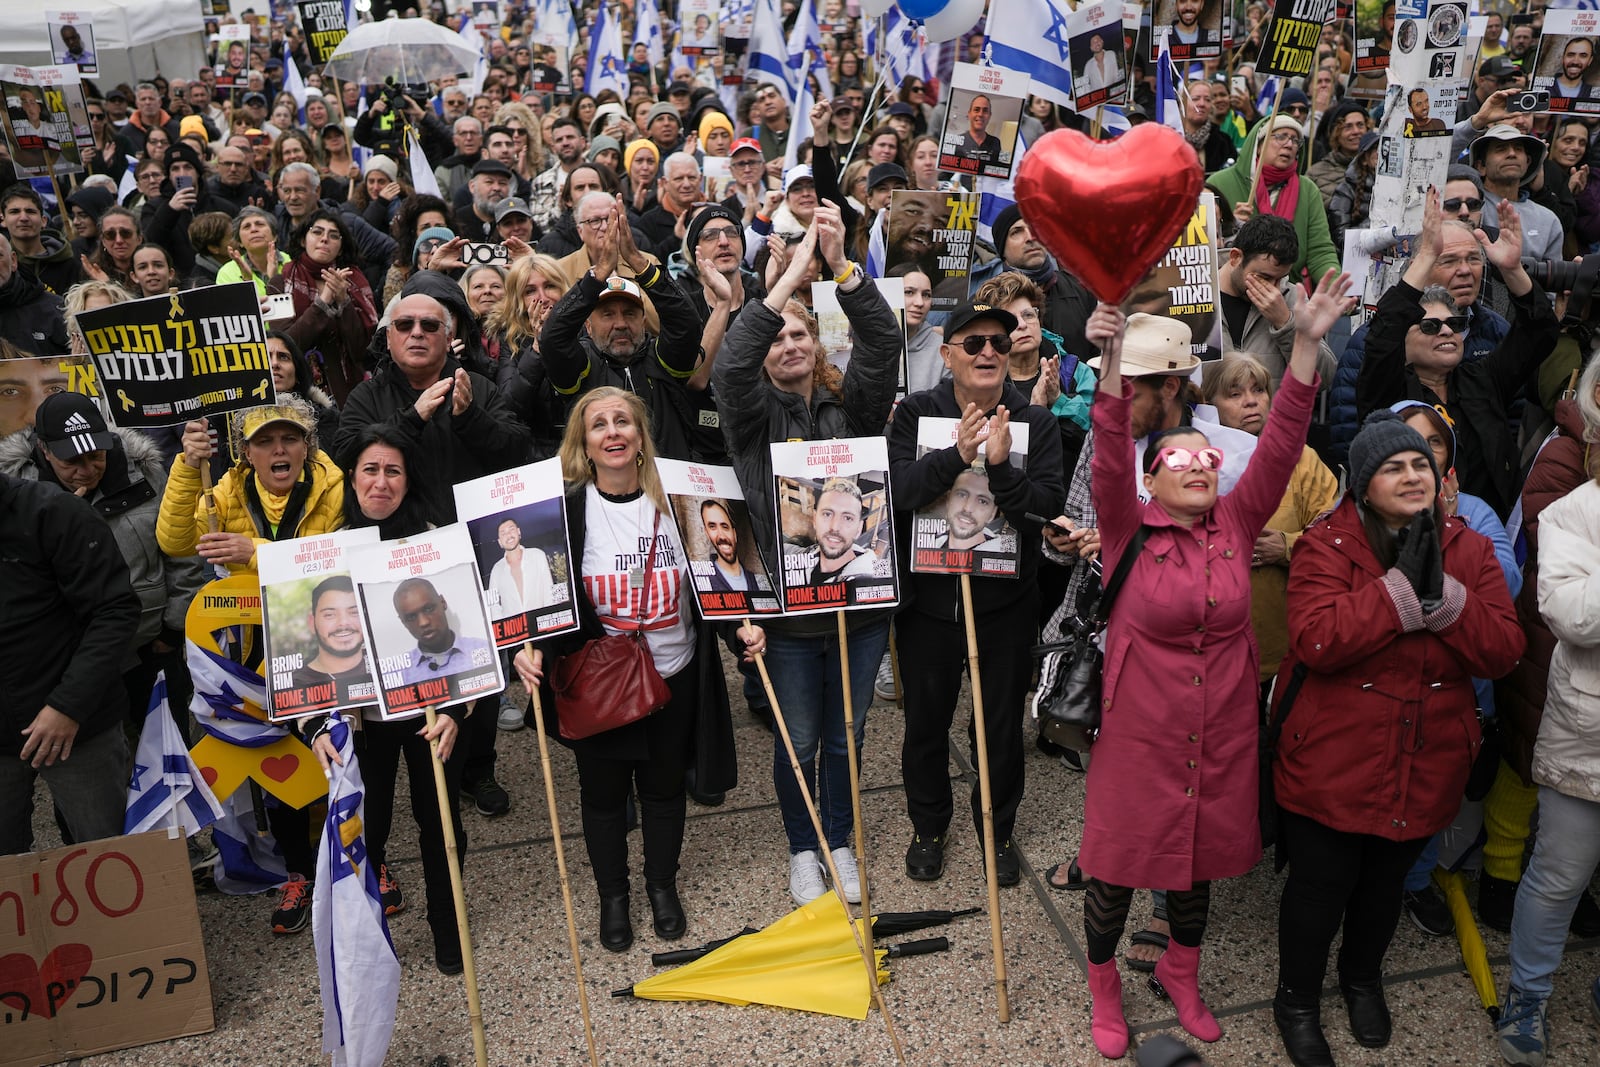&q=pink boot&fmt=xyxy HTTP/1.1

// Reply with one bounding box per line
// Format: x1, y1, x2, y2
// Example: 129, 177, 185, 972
1150, 941, 1223, 1042
1087, 958, 1130, 1058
